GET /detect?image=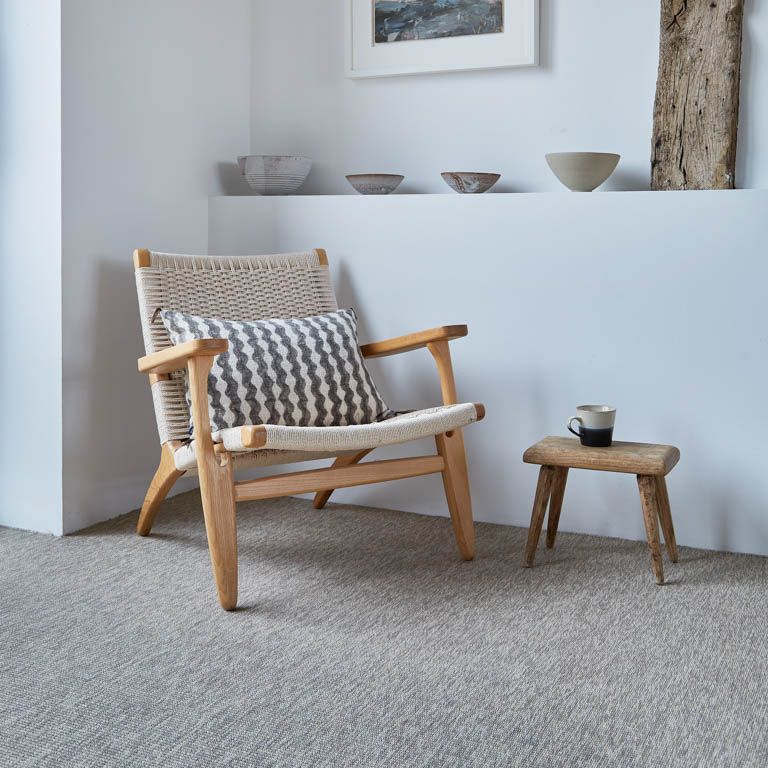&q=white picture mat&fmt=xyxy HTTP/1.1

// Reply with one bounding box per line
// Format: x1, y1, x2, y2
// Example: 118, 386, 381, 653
346, 0, 538, 78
